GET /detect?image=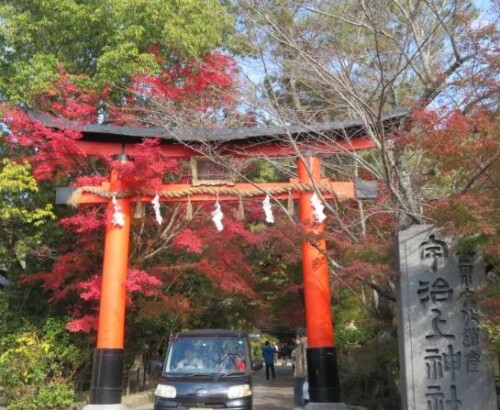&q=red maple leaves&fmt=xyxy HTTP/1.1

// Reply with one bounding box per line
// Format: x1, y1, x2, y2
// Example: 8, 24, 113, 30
4, 53, 274, 332
131, 52, 236, 108
172, 229, 203, 254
